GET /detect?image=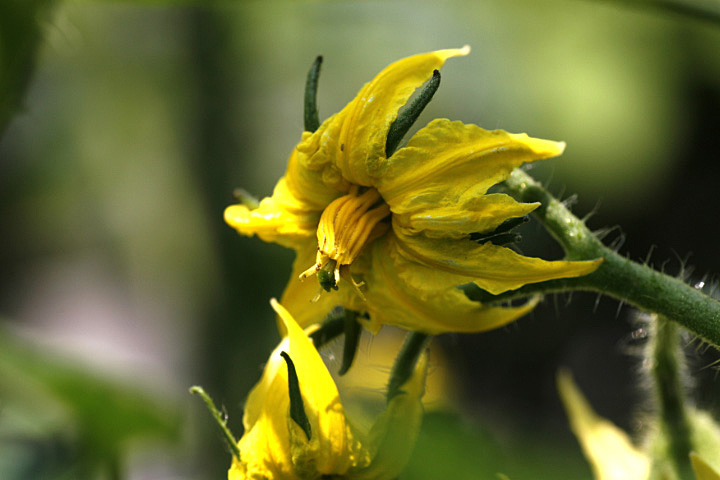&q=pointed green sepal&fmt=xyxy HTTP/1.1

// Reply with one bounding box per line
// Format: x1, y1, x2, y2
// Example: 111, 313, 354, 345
338, 310, 362, 376
189, 385, 241, 460
387, 332, 431, 402
304, 55, 323, 133
309, 308, 346, 348
385, 69, 441, 157
280, 351, 312, 441
232, 187, 260, 209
